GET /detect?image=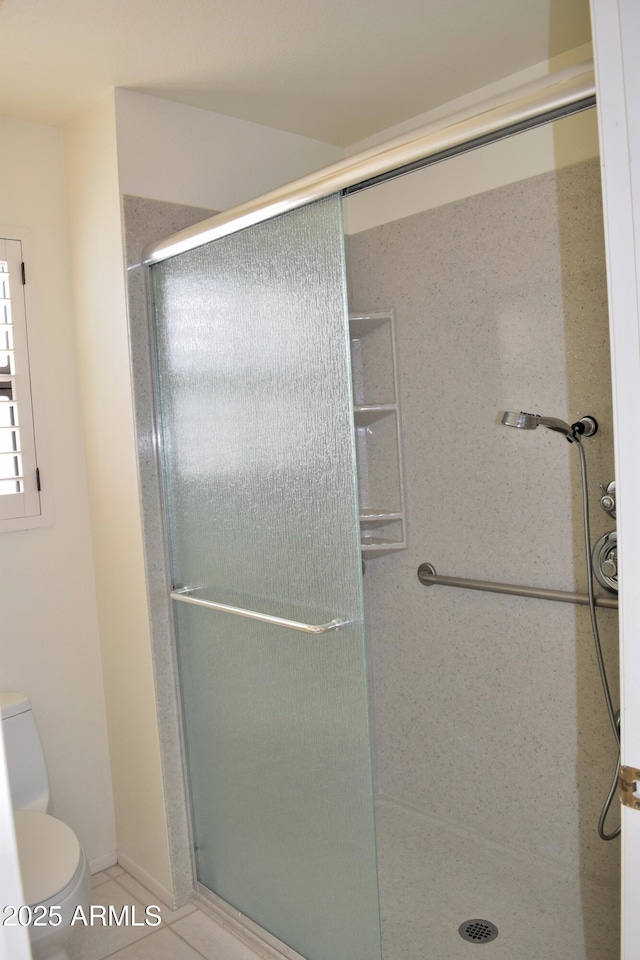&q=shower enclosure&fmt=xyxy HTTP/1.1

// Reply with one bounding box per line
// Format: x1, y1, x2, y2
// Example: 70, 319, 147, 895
131, 63, 622, 960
